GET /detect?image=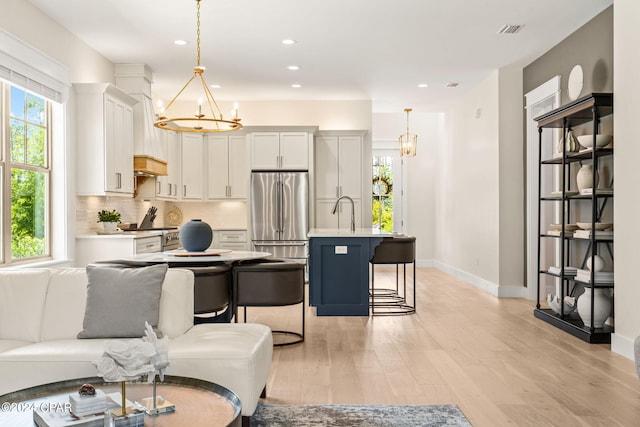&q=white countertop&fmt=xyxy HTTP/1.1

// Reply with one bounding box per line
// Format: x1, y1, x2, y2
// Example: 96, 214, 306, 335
106, 250, 271, 264
76, 230, 163, 239
308, 228, 396, 237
